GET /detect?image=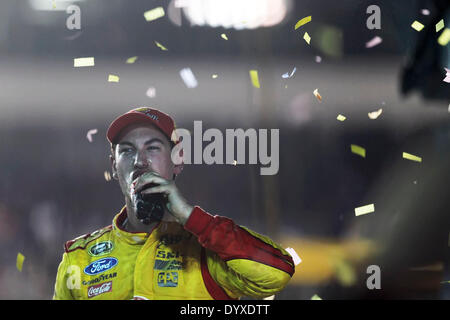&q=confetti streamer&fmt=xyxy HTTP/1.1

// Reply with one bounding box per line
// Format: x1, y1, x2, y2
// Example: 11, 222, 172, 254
336, 114, 346, 121
74, 57, 95, 67
155, 41, 168, 51
436, 19, 445, 33
403, 152, 422, 162
104, 171, 111, 181
249, 70, 260, 88
126, 56, 138, 64
212, 74, 218, 79
180, 68, 198, 88
16, 253, 25, 272
421, 9, 430, 15
354, 204, 375, 216
221, 33, 228, 40
313, 88, 322, 102
438, 28, 450, 46
365, 36, 383, 48
303, 32, 311, 44
108, 74, 120, 82
282, 67, 296, 79
143, 7, 165, 22
368, 108, 383, 119
311, 294, 322, 300
146, 87, 156, 98
86, 129, 98, 143
351, 144, 366, 158
294, 16, 312, 30
443, 68, 450, 83
285, 247, 302, 265
411, 20, 425, 31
